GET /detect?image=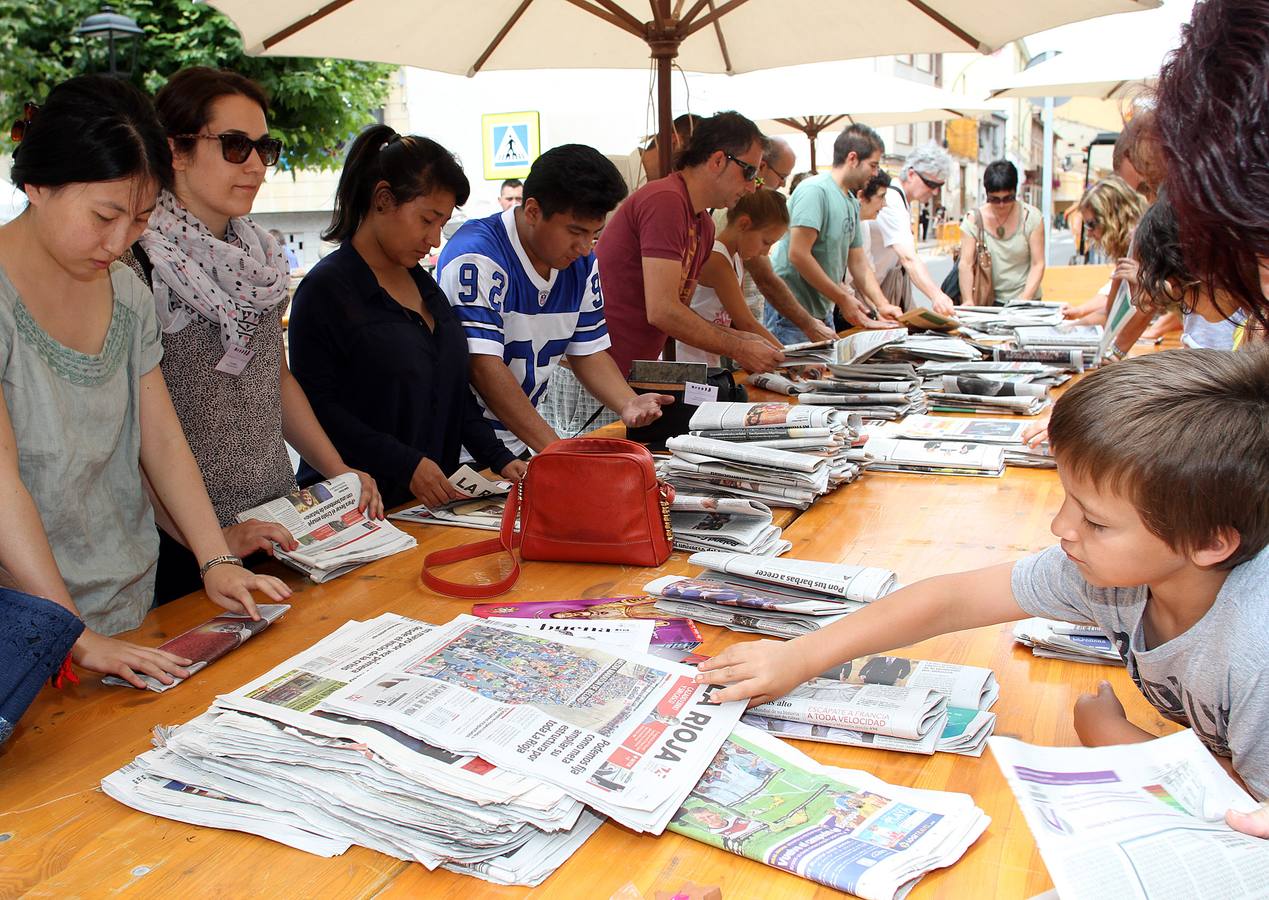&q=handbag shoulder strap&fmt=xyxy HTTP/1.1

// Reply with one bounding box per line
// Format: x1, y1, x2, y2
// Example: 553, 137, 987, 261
421, 483, 523, 598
